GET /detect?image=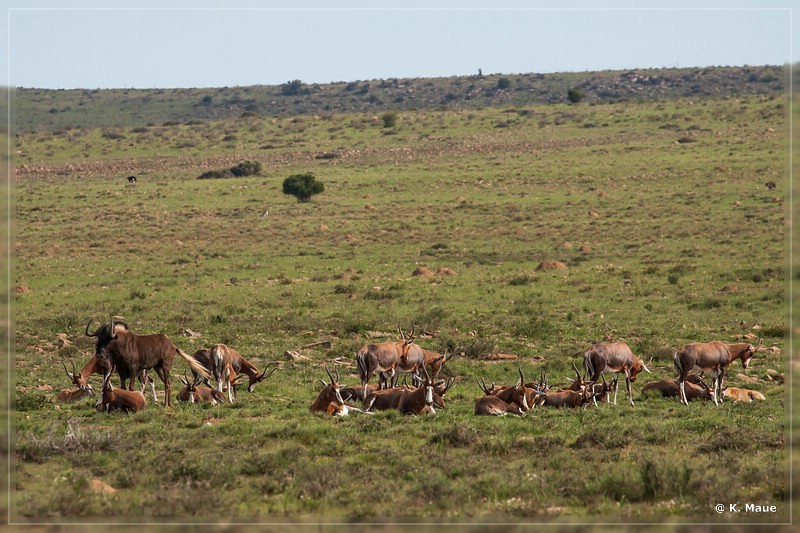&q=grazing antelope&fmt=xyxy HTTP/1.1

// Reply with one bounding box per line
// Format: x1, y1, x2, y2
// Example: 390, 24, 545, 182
422, 347, 455, 377
56, 386, 94, 403
62, 358, 108, 395
97, 370, 147, 413
674, 341, 757, 406
85, 318, 209, 407
641, 376, 712, 401
177, 373, 226, 405
356, 326, 425, 397
584, 341, 650, 407
722, 387, 766, 403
